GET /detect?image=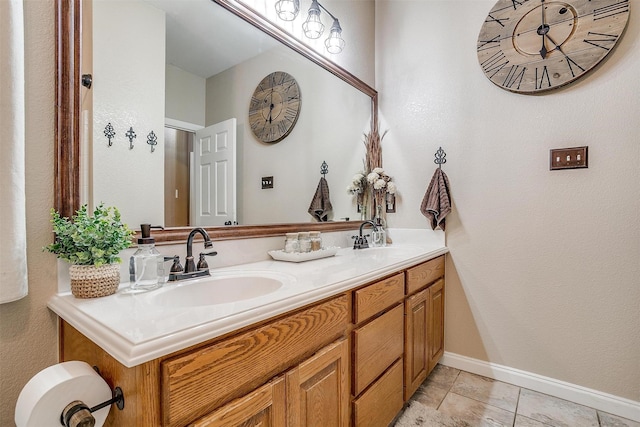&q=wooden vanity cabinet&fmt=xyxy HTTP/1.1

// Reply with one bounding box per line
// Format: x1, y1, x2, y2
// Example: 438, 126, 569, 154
403, 256, 446, 400
59, 254, 446, 427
